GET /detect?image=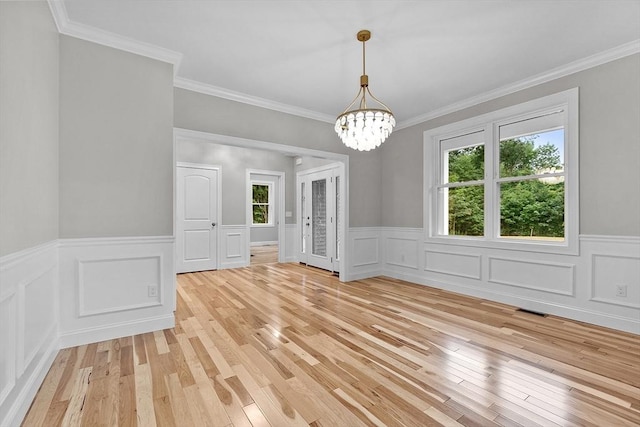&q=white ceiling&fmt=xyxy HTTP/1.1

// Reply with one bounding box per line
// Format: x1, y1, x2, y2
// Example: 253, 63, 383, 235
59, 0, 640, 126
